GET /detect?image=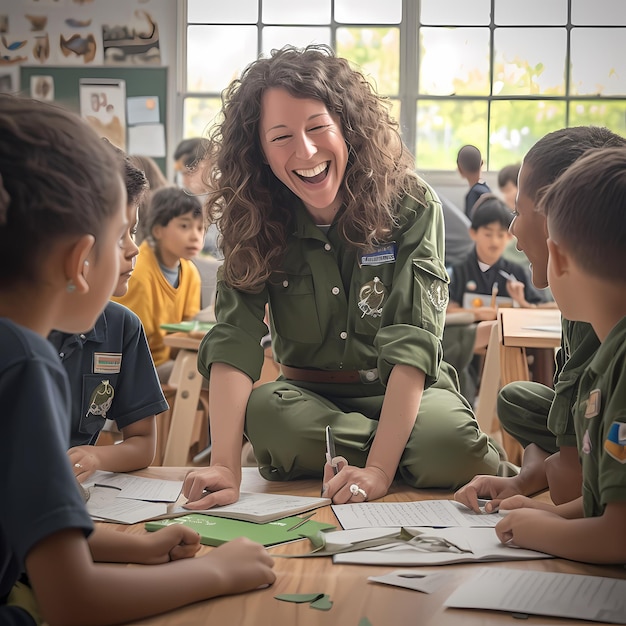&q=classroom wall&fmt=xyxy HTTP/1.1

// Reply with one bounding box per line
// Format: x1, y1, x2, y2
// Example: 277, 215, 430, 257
0, 0, 177, 179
